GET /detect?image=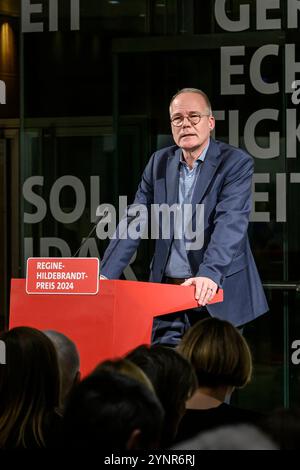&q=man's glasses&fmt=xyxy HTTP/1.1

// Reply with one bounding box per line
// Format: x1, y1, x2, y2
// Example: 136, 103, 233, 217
170, 112, 210, 127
